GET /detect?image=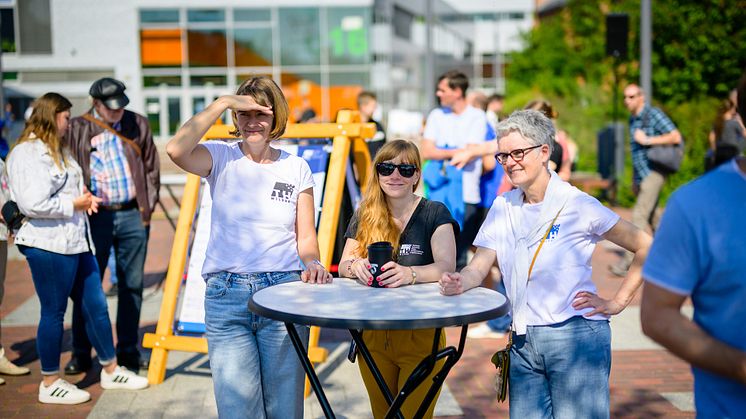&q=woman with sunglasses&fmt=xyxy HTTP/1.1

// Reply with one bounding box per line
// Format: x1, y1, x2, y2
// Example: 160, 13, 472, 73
338, 139, 458, 418
440, 110, 651, 418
